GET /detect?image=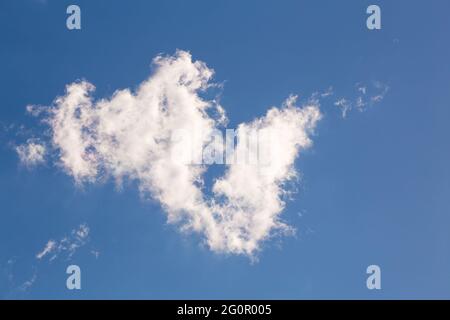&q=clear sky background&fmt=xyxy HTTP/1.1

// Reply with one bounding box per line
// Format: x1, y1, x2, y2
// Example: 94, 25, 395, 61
1, 0, 450, 299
